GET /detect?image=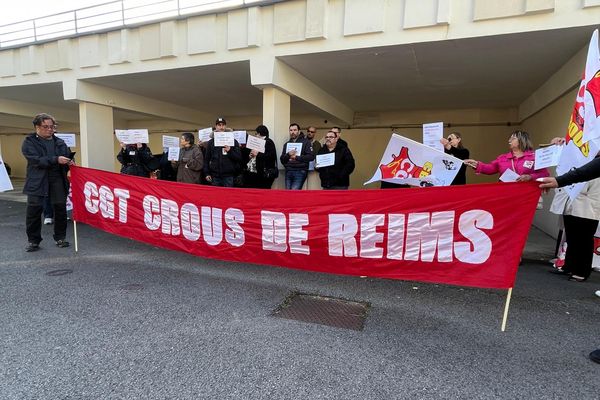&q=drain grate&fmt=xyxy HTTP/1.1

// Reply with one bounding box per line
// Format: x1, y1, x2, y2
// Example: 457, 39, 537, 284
272, 292, 369, 331
45, 269, 73, 276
